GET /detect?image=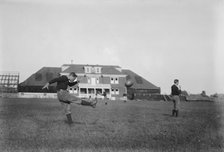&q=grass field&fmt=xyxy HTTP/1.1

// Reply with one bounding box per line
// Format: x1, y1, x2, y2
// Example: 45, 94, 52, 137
0, 98, 223, 152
